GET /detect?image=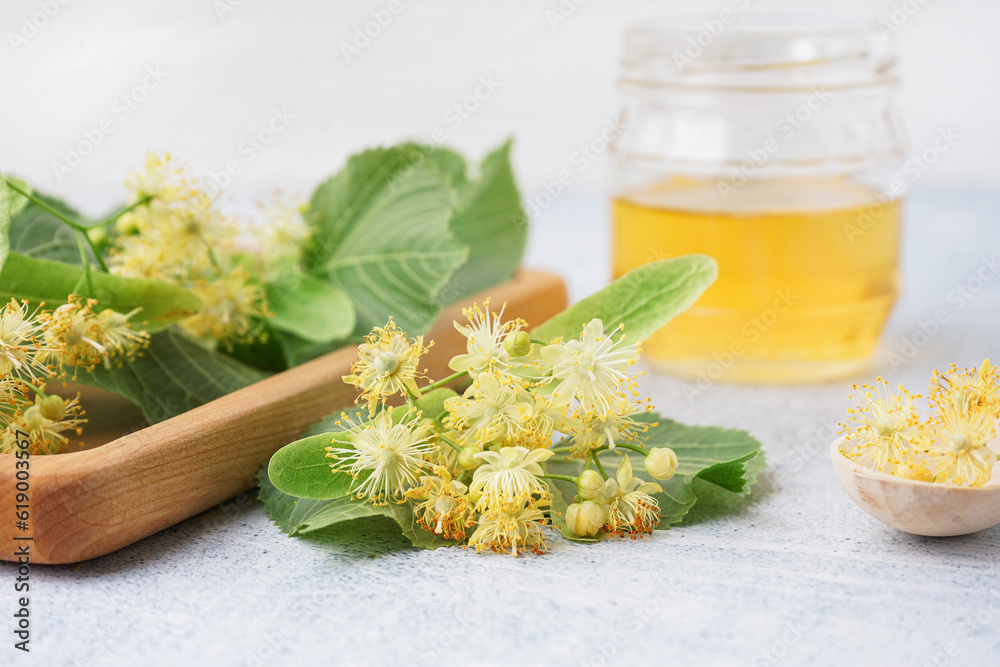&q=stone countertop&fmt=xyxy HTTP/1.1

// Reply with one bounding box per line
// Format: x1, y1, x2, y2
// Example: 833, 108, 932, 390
6, 190, 1000, 667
